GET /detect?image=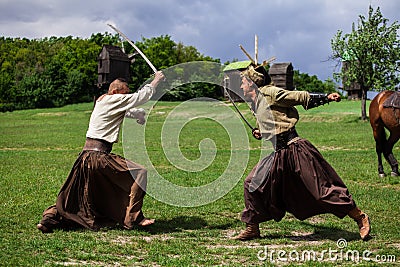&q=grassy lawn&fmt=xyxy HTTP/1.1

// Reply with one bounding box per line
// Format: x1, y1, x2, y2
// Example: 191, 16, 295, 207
0, 100, 399, 266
